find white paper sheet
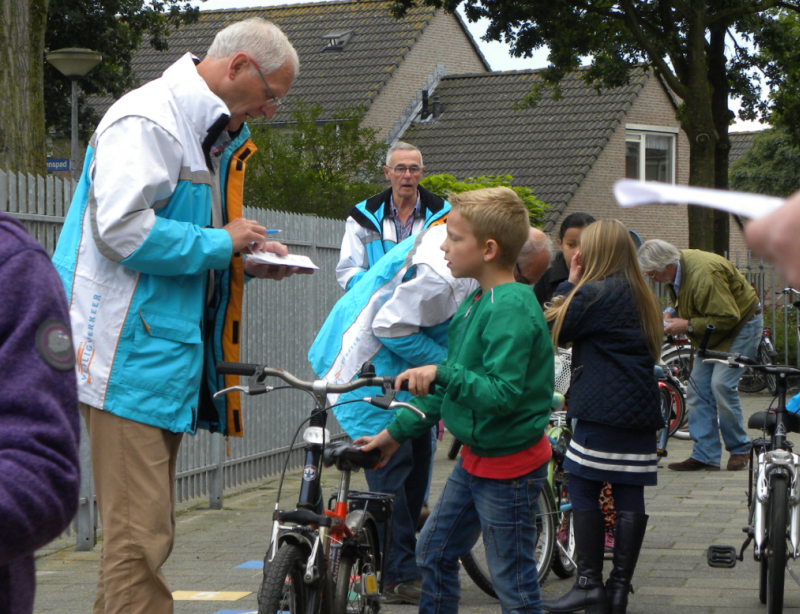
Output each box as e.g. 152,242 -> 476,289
246,250 -> 319,270
613,179 -> 785,220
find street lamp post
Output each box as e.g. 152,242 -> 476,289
46,48 -> 102,181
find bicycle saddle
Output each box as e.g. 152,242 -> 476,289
748,410 -> 800,435
323,441 -> 382,471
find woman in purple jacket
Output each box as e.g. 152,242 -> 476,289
0,211 -> 80,614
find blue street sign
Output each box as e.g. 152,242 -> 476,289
47,158 -> 70,172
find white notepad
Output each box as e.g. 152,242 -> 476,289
246,250 -> 319,270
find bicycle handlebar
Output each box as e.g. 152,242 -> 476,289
696,325 -> 800,373
215,361 -> 429,417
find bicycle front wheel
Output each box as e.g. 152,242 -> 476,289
333,513 -> 381,614
661,347 -> 693,391
461,488 -> 556,599
258,543 -> 313,614
766,473 -> 788,614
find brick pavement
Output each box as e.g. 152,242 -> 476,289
33,393 -> 800,613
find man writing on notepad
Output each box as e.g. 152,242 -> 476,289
52,19 -> 307,613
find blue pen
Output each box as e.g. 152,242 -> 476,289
266,229 -> 281,235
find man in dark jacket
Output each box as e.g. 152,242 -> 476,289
638,240 -> 760,472
335,142 -> 449,291
0,211 -> 81,614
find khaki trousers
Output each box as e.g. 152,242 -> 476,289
81,404 -> 183,614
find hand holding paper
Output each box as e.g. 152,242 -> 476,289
243,241 -> 316,279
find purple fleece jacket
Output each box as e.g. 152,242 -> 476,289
0,212 -> 80,614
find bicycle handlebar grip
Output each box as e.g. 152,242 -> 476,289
698,324 -> 715,356
216,361 -> 262,376
398,380 -> 437,394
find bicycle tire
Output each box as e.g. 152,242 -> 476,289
760,343 -> 778,396
661,347 -> 693,391
658,381 -> 685,437
333,513 -> 381,614
461,488 -> 556,599
258,543 -> 312,614
447,437 -> 462,460
551,506 -> 575,578
767,473 -> 788,614
738,339 -> 769,393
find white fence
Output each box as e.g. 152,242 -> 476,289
0,170 -> 347,550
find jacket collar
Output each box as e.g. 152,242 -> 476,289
162,53 -> 231,147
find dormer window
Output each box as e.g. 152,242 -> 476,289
322,31 -> 354,52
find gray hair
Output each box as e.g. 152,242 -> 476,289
206,18 -> 300,76
518,228 -> 551,263
386,142 -> 423,167
637,239 -> 681,272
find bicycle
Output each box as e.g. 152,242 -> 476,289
703,325 -> 800,614
214,360 -> 426,614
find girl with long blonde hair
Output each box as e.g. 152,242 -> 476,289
541,220 -> 663,614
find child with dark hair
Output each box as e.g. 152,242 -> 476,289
534,212 -> 595,307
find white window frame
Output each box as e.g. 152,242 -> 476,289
625,125 -> 677,184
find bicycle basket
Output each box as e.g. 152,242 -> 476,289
554,348 -> 572,395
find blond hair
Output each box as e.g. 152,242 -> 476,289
544,219 -> 663,362
448,187 -> 529,267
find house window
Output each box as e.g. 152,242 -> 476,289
625,131 -> 675,183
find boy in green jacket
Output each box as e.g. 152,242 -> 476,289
356,187 -> 554,614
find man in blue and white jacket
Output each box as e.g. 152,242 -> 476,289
335,142 -> 450,291
53,18 -> 300,614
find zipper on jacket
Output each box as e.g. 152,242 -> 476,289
139,311 -> 151,334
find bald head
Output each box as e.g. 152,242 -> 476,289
515,227 -> 551,285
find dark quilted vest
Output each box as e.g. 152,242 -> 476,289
557,276 -> 662,431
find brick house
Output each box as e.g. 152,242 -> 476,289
91,0 -> 489,141
399,68 -> 746,251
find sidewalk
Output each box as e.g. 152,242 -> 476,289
34,393 -> 800,613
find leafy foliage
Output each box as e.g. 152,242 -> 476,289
45,0 -> 201,139
420,173 -> 549,227
730,127 -> 800,197
244,103 -> 386,219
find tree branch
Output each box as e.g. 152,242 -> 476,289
706,0 -> 783,26
617,0 -> 687,97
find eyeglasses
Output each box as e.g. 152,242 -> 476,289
515,263 -> 533,286
644,271 -> 658,280
387,165 -> 424,176
248,56 -> 285,108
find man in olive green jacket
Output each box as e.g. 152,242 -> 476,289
638,241 -> 761,472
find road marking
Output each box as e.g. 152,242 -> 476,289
235,560 -> 263,569
172,591 -> 251,601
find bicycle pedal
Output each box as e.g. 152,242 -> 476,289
657,449 -> 667,458
707,545 -> 737,568
363,572 -> 379,595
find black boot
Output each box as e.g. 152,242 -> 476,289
542,510 -> 607,614
604,511 -> 648,614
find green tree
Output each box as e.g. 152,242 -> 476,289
730,127 -> 800,197
389,0 -> 800,255
244,103 -> 385,219
420,173 -> 549,227
44,0 -> 201,140
0,0 -> 50,174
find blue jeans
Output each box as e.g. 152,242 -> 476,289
688,313 -> 762,466
416,458 -> 547,614
365,431 -> 431,585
